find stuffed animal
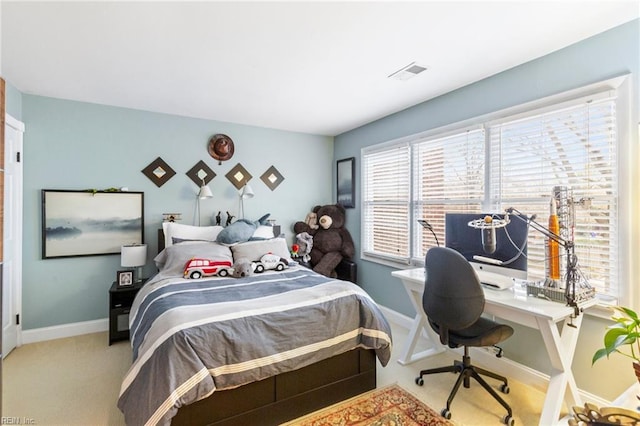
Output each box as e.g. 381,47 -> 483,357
231,257 -> 254,278
293,204 -> 354,277
217,213 -> 270,245
295,231 -> 313,263
304,212 -> 319,230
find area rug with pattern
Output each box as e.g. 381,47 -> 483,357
284,384 -> 454,425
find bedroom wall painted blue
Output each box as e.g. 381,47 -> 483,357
20,95 -> 333,330
334,19 -> 639,400
4,79 -> 22,120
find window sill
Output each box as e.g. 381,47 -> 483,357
360,253 -> 411,270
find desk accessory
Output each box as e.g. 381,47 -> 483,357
507,207 -> 594,316
417,219 -> 439,247
548,197 -> 561,280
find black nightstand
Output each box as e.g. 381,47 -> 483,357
108,279 -> 146,345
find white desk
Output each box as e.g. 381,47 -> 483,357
392,267 -> 597,426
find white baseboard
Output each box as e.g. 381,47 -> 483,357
15,305 -> 614,408
378,305 -> 414,330
21,318 -> 108,345
378,304 -> 612,407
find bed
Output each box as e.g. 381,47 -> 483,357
117,223 -> 393,426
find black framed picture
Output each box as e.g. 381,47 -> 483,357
117,270 -> 134,287
337,157 -> 355,208
42,190 -> 144,259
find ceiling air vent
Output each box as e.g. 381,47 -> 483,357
388,62 -> 427,81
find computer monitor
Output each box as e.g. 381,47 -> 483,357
445,213 -> 529,279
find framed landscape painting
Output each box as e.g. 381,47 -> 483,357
42,190 -> 144,259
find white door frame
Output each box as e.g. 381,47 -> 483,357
3,113 -> 24,356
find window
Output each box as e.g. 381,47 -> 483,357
362,78 -> 625,304
362,143 -> 411,263
412,128 -> 486,261
489,95 -> 618,299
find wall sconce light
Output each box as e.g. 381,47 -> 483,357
195,179 -> 213,225
121,244 -> 147,284
239,183 -> 254,219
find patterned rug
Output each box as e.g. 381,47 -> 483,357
285,384 -> 453,425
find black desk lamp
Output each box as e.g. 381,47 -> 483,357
418,219 -> 439,247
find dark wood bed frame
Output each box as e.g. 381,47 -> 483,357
172,348 -> 376,426
155,229 -> 376,425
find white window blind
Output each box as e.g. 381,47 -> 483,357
362,143 -> 411,263
489,97 -> 618,299
361,83 -> 622,303
412,128 -> 485,261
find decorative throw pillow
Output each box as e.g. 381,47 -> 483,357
155,241 -> 233,276
230,238 -> 292,262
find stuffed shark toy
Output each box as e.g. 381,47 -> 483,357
216,213 -> 271,245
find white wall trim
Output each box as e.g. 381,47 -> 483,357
6,113 -> 25,132
379,304 -> 613,407
21,318 -> 108,345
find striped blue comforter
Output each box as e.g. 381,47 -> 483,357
117,267 -> 392,426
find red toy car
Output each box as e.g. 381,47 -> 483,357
184,258 -> 232,279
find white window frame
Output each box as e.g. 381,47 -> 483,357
361,74 -> 635,309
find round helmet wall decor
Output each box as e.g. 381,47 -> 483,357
208,134 -> 235,164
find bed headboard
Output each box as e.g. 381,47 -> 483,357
158,229 -> 165,254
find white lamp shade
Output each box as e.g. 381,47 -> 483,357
121,244 -> 147,267
198,184 -> 213,199
241,184 -> 254,199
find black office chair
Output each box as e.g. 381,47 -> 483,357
415,247 -> 515,425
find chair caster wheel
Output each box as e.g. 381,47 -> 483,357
500,383 -> 510,394
503,414 -> 514,425
415,377 -> 424,386
440,408 -> 451,419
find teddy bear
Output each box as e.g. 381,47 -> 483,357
293,204 -> 354,277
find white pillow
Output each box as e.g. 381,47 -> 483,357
162,222 -> 224,248
251,225 -> 275,240
231,237 -> 292,262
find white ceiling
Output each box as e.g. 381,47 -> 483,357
2,1 -> 638,136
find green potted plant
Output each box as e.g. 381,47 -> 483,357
592,306 -> 640,383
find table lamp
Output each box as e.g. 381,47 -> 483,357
121,244 -> 147,284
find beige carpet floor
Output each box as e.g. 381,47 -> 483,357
2,321 -> 545,425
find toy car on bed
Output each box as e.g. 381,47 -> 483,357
183,258 -> 233,278
254,253 -> 288,273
